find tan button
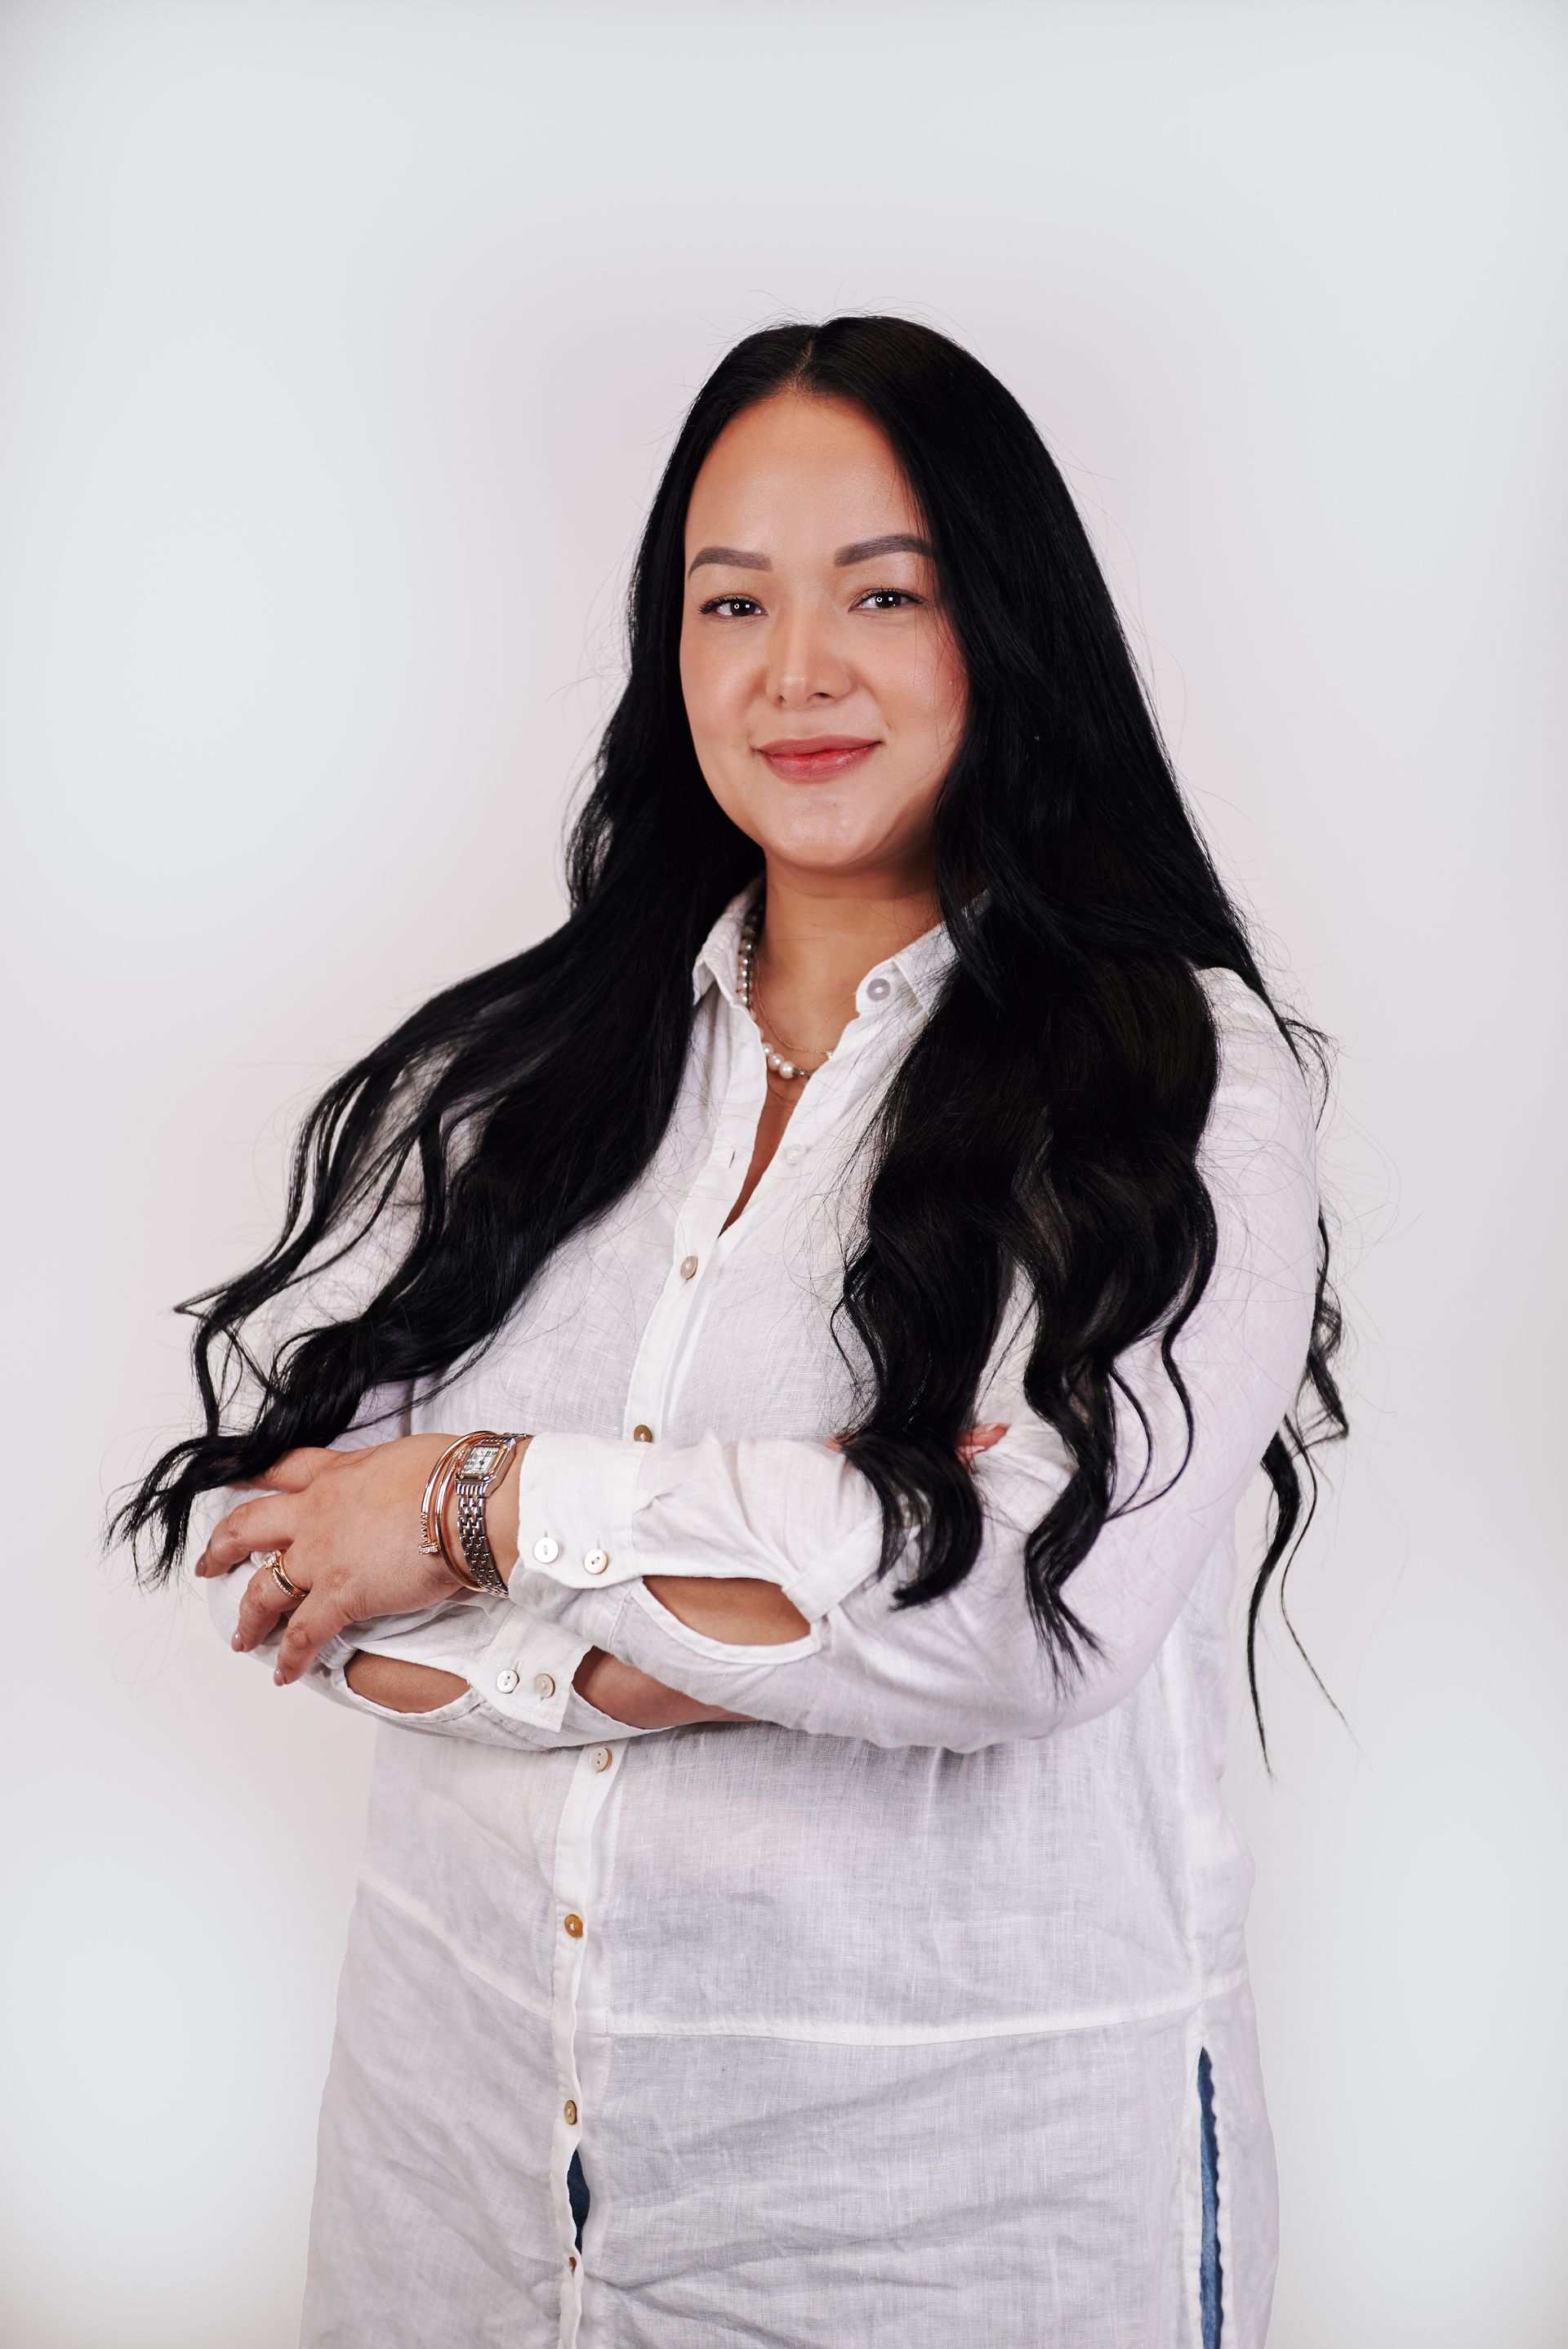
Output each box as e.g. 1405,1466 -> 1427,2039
495,1668 -> 520,1695
590,1746 -> 612,1772
563,1913 -> 584,1939
679,1254 -> 698,1280
631,1424 -> 654,1443
532,1536 -> 560,1564
583,1548 -> 610,1576
563,2098 -> 578,2125
533,1672 -> 556,1700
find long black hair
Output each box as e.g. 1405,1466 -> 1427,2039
116,315 -> 1345,1754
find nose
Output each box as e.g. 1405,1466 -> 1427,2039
765,598 -> 851,709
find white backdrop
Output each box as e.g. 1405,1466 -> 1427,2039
2,4 -> 1564,2342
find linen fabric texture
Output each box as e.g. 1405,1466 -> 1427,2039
205,888 -> 1316,2347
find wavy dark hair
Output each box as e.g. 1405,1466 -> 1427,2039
117,315 -> 1346,1754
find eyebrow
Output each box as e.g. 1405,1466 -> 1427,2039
687,531 -> 935,578
688,545 -> 770,576
834,533 -> 935,567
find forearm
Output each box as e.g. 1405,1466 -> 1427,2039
343,1653 -> 469,1712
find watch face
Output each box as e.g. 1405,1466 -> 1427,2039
461,1441 -> 502,1478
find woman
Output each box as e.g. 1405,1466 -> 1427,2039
122,316 -> 1343,2348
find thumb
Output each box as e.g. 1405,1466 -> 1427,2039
257,1447 -> 345,1493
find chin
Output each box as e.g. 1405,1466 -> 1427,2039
759,829 -> 893,877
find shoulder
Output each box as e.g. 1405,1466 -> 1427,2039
1192,965 -> 1320,1174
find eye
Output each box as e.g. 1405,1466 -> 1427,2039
700,595 -> 764,618
853,588 -> 923,612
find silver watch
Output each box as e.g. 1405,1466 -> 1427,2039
449,1432 -> 527,1594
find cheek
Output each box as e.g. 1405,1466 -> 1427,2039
929,632 -> 970,747
878,627 -> 969,764
678,627 -> 741,754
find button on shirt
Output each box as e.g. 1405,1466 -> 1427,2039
204,889 -> 1319,2349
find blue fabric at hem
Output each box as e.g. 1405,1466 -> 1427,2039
568,2149 -> 590,2251
1198,2046 -> 1223,2347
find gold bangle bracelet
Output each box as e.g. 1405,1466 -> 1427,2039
420,1435 -> 484,1590
431,1449 -> 484,1591
419,1436 -> 472,1556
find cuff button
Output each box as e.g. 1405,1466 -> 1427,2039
533,1672 -> 556,1700
532,1536 -> 561,1564
495,1668 -> 520,1694
583,1548 -> 610,1576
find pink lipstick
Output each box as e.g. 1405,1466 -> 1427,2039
755,735 -> 880,782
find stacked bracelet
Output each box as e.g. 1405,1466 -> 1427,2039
418,1431 -> 528,1594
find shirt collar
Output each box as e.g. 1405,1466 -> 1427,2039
690,884 -> 957,1018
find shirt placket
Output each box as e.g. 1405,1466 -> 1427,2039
617,1001 -> 770,1444
550,1000 -> 772,2342
550,1734 -> 620,2346
546,965 -> 914,2346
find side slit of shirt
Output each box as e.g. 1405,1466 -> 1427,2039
1198,2045 -> 1223,2347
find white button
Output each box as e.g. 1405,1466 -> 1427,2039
865,974 -> 892,1001
782,1143 -> 804,1164
590,1746 -> 613,1772
679,1254 -> 699,1280
533,1672 -> 556,1700
532,1536 -> 560,1563
583,1548 -> 610,1576
496,1668 -> 519,1694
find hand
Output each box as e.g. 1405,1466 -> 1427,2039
826,1421 -> 1009,1467
194,1433 -> 514,1686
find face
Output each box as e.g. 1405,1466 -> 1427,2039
679,392 -> 969,893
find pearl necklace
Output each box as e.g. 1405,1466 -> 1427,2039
737,907 -> 831,1083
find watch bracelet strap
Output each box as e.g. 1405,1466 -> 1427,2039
454,1430 -> 530,1595
455,1477 -> 509,1593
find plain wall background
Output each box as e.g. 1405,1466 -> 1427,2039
2,2 -> 1563,2342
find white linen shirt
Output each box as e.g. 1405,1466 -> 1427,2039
206,888 -> 1319,2349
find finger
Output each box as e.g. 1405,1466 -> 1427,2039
199,1495 -> 297,1577
274,1589 -> 354,1685
956,1422 -> 1009,1467
233,1558 -> 307,1652
257,1447 -> 345,1494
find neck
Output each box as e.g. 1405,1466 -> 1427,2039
751,861 -> 942,1054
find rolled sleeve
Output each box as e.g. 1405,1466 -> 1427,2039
510,1429 -> 884,1620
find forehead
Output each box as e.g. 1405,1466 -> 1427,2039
684,392 -> 920,554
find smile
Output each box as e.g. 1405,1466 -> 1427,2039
755,737 -> 880,782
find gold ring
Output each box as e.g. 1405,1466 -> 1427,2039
260,1550 -> 305,1601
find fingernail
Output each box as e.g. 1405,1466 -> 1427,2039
231,1634 -> 245,1651
274,1669 -> 285,1686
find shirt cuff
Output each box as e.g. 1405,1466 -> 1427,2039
336,1593 -> 595,1736
467,1607 -> 592,1731
510,1431 -> 645,1592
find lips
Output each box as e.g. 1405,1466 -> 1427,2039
755,736 -> 880,782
